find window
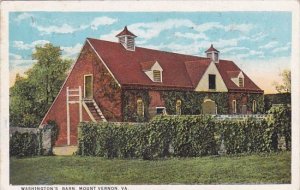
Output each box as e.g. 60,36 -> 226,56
176,100 -> 182,115
213,53 -> 219,62
156,107 -> 165,115
126,36 -> 135,50
239,77 -> 244,87
207,52 -> 212,59
252,100 -> 257,113
209,74 -> 216,90
153,70 -> 161,82
232,100 -> 237,114
137,98 -> 144,116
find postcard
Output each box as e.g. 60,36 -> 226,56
1,1 -> 299,190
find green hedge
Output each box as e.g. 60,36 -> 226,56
78,113 -> 291,159
10,131 -> 42,157
215,118 -> 275,154
77,122 -> 147,158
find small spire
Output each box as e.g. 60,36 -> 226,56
115,26 -> 137,37
205,44 -> 219,53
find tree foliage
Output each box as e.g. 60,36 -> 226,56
273,70 -> 291,93
10,43 -> 72,128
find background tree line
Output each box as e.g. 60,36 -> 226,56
10,43 -> 72,128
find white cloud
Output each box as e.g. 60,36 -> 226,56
90,17 -> 118,30
14,13 -> 33,22
13,40 -> 50,50
174,32 -> 208,40
272,42 -> 291,53
250,32 -> 268,41
61,43 -> 83,58
100,29 -> 119,42
224,24 -> 254,33
9,53 -> 22,60
221,46 -> 249,54
32,23 -> 82,35
32,16 -> 117,35
101,19 -> 255,44
259,41 -> 279,49
193,22 -> 224,32
229,50 -> 264,59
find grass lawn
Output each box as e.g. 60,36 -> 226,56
10,151 -> 291,185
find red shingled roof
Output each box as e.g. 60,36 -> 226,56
184,60 -> 211,87
87,38 -> 262,92
227,71 -> 241,78
115,26 -> 137,37
216,60 -> 262,92
140,61 -> 157,71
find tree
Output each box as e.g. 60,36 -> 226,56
273,70 -> 291,93
10,43 -> 72,128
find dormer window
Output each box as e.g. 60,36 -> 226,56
116,26 -> 137,51
141,61 -> 163,83
153,70 -> 162,82
228,71 -> 244,88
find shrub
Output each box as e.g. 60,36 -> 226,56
77,122 -> 147,158
10,131 -> 42,157
215,118 -> 275,154
146,115 -> 217,158
268,105 -> 291,150
77,114 -> 290,160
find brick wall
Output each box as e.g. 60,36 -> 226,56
228,93 -> 248,114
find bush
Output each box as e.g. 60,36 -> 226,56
146,115 -> 217,158
10,131 -> 42,157
215,118 -> 275,154
268,105 -> 291,150
77,114 -> 291,160
77,122 -> 147,158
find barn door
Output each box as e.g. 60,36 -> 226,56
202,98 -> 216,114
84,75 -> 93,99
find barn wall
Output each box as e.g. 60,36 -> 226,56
41,42 -> 122,146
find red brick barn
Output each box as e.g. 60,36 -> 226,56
41,26 -> 263,146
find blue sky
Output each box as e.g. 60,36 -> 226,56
9,12 -> 291,93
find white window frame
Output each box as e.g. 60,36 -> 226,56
232,100 -> 237,114
153,70 -> 162,82
83,74 -> 93,98
252,100 -> 257,113
137,98 -> 144,117
156,107 -> 166,115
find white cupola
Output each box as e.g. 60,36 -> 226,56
205,44 -> 220,63
115,26 -> 137,51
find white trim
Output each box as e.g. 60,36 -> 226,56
66,87 -> 70,145
137,98 -> 144,117
39,40 -> 87,126
252,100 -> 257,113
79,86 -> 82,122
156,107 -> 166,114
83,74 -> 93,98
87,39 -> 121,87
